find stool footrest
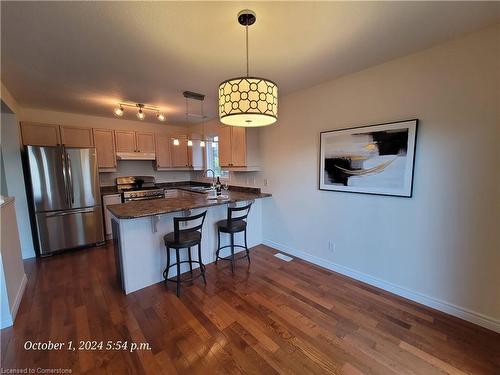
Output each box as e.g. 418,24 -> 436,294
217,244 -> 247,251
164,260 -> 203,270
216,253 -> 250,262
165,269 -> 205,284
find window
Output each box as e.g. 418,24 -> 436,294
205,136 -> 229,178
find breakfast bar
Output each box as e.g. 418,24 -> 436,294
107,187 -> 271,294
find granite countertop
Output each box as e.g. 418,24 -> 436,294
107,189 -> 271,219
100,181 -> 209,196
100,186 -> 119,195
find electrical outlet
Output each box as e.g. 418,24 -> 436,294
264,179 -> 268,186
328,241 -> 336,253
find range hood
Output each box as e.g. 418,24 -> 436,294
116,152 -> 156,160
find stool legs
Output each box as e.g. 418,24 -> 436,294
216,229 -> 251,272
163,246 -> 171,281
215,230 -> 221,264
230,233 -> 235,274
175,248 -> 181,297
244,228 -> 250,264
198,243 -> 207,285
188,247 -> 193,275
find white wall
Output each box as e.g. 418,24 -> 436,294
0,257 -> 12,328
1,111 -> 35,258
260,25 -> 500,330
18,108 -> 192,185
0,198 -> 27,328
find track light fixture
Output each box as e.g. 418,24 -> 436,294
113,105 -> 124,117
136,104 -> 145,120
113,102 -> 166,122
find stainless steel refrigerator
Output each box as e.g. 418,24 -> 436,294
26,145 -> 104,256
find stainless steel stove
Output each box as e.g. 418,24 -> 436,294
116,176 -> 165,202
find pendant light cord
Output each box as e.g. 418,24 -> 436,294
246,24 -> 249,77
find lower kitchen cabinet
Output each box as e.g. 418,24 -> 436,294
102,194 -> 122,239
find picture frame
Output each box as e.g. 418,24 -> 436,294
319,119 -> 418,197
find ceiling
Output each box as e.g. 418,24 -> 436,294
2,2 -> 499,125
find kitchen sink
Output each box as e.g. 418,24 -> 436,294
189,186 -> 213,192
164,189 -> 203,198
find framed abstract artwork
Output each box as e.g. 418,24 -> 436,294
319,119 -> 418,197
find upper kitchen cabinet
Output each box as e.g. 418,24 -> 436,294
114,131 -> 136,152
155,135 -> 204,170
218,126 -> 260,170
171,138 -> 189,168
60,126 -> 94,147
136,132 -> 155,153
114,130 -> 156,157
155,134 -> 172,169
93,129 -> 116,170
20,122 -> 60,146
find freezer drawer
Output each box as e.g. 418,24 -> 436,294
35,206 -> 104,255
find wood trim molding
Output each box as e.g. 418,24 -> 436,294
262,239 -> 500,334
11,274 -> 27,322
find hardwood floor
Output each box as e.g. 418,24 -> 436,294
1,243 -> 499,374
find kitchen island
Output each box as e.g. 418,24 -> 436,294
107,187 -> 271,294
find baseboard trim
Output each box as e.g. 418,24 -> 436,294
11,274 -> 27,322
1,316 -> 13,329
262,239 -> 500,334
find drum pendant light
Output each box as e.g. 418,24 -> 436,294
218,10 -> 278,127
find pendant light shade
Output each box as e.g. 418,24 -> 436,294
218,10 -> 278,127
219,77 -> 278,127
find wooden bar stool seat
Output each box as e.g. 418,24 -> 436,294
164,231 -> 201,248
216,219 -> 247,233
163,211 -> 207,297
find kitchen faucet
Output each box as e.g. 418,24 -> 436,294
203,169 -> 216,187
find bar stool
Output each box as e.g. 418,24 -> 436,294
215,202 -> 253,273
163,211 -> 207,297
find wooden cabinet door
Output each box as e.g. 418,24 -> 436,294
20,122 -> 60,146
231,127 -> 247,167
60,126 -> 94,147
171,139 -> 189,167
136,132 -> 155,153
155,134 -> 172,168
102,194 -> 122,239
114,131 -> 136,152
93,129 -> 116,169
218,126 -> 232,167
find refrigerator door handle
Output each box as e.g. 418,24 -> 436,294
61,146 -> 70,206
45,207 -> 96,218
66,151 -> 74,204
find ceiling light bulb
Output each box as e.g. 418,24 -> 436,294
157,113 -> 165,121
200,141 -> 205,147
187,140 -> 193,147
114,106 -> 124,117
173,139 -> 180,146
137,109 -> 145,120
